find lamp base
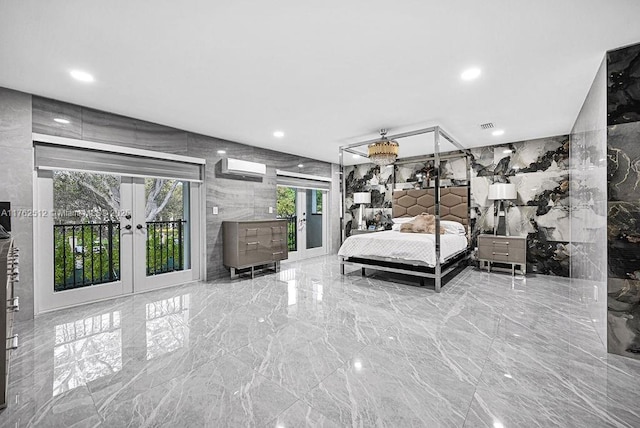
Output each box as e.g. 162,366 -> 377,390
493,200 -> 510,236
358,204 -> 366,230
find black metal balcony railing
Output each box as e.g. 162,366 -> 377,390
146,220 -> 187,276
53,223 -> 121,291
286,216 -> 297,252
53,220 -> 187,291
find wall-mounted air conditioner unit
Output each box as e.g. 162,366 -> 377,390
221,158 -> 266,177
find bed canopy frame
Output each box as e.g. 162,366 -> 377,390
338,126 -> 471,292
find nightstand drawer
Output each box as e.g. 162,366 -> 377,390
478,236 -> 526,250
488,248 -> 526,263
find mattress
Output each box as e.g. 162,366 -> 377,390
338,230 -> 468,267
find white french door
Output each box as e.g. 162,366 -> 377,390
132,177 -> 199,292
279,187 -> 328,261
34,172 -> 202,313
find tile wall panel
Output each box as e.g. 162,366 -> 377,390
0,88 -> 34,321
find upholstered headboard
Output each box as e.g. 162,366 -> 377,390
392,187 -> 469,226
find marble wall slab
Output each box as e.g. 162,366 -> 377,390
607,43 -> 640,126
0,88 -> 34,321
344,135 -> 571,276
605,41 -> 640,361
607,121 -> 640,359
33,97 -> 190,154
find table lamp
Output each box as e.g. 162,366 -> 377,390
353,192 -> 371,230
488,183 -> 517,235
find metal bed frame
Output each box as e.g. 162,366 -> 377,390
339,126 -> 471,292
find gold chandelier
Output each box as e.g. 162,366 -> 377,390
368,129 -> 399,166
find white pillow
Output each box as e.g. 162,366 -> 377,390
440,220 -> 466,235
392,216 -> 415,224
391,223 -> 402,231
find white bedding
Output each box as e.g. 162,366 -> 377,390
338,230 -> 468,267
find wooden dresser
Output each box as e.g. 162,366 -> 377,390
1,239 -> 19,410
223,220 -> 288,278
477,234 -> 526,275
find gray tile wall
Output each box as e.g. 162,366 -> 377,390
187,134 -> 338,279
569,56 -> 607,348
0,88 -> 34,321
1,91 -> 340,319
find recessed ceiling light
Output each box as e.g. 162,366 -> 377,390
273,131 -> 285,138
461,67 -> 481,81
69,69 -> 95,83
502,149 -> 513,154
297,164 -> 304,168
493,130 -> 505,136
217,150 -> 226,155
53,118 -> 70,124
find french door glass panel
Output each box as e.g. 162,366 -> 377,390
306,189 -> 323,251
52,171 -> 124,291
133,177 -> 196,292
143,178 -> 190,276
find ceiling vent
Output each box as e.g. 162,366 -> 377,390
480,123 -> 494,129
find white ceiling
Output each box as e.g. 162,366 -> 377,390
2,1 -> 640,164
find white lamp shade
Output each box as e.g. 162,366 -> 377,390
353,192 -> 371,204
488,183 -> 517,200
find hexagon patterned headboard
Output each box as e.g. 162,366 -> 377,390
392,187 -> 469,226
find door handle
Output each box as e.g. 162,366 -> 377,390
136,224 -> 144,230
125,224 -> 132,230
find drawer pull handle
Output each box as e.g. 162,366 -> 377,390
7,334 -> 18,350
246,242 -> 259,246
272,251 -> 284,256
492,241 -> 509,245
7,297 -> 19,312
492,252 -> 509,256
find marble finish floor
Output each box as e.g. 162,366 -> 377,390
2,256 -> 640,427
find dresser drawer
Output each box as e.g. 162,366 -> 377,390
239,226 -> 272,239
237,248 -> 268,267
271,249 -> 287,261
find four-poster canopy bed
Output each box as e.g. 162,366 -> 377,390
338,126 -> 472,292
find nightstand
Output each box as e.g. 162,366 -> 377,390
477,234 -> 526,275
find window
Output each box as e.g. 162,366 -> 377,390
311,189 -> 323,214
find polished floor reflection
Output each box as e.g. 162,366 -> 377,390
4,256 -> 640,427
